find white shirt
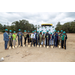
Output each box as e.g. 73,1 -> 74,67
31,34 -> 35,39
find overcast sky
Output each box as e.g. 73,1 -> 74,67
0,12 -> 75,27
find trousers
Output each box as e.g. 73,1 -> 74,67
5,41 -> 8,49
46,39 -> 49,46
61,40 -> 64,48
9,39 -> 12,47
13,40 -> 16,47
18,38 -> 22,46
24,38 -> 26,45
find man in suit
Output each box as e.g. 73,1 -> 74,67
3,29 -> 9,50
54,30 -> 58,47
17,29 -> 23,46
45,30 -> 50,47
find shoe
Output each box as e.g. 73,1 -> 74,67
5,48 -> 8,50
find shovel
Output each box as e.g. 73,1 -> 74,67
9,46 -> 11,49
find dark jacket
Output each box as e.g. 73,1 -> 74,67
45,33 -> 50,40
36,33 -> 40,40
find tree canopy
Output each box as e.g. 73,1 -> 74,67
0,19 -> 75,33
0,19 -> 37,33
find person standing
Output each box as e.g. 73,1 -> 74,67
23,30 -> 27,46
54,30 -> 58,47
64,31 -> 67,49
17,29 -> 23,47
45,30 -> 50,47
39,31 -> 42,46
3,29 -> 9,50
42,32 -> 45,46
31,31 -> 35,46
50,33 -> 53,46
36,31 -> 39,46
61,31 -> 66,49
27,31 -> 30,45
60,30 -> 63,47
33,30 -> 36,46
57,31 -> 60,46
8,30 -> 13,48
12,31 -> 17,47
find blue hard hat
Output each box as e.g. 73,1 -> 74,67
51,33 -> 52,34
63,31 -> 65,33
55,30 -> 56,32
34,30 -> 36,31
13,31 -> 16,33
5,29 -> 8,31
58,31 -> 59,32
9,30 -> 12,32
61,30 -> 63,32
28,31 -> 29,32
40,31 -> 42,32
19,29 -> 21,31
24,30 -> 26,32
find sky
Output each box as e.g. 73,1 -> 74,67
0,12 -> 75,28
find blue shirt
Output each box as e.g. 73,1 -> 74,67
17,32 -> 23,39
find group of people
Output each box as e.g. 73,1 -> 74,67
3,29 -> 67,50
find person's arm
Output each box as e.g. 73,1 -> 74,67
66,35 -> 67,40
12,34 -> 13,38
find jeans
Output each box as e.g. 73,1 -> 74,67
18,38 -> 22,46
5,41 -> 8,49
